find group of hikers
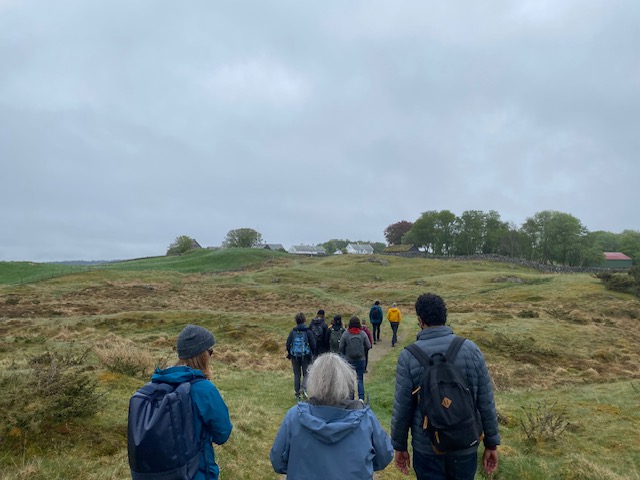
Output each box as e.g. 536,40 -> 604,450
128,293 -> 500,480
284,301 -> 403,402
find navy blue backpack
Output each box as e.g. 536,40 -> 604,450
128,378 -> 205,480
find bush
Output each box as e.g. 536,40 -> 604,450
94,336 -> 155,378
520,400 -> 570,442
0,350 -> 104,445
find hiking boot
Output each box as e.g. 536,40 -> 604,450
295,394 -> 301,402
303,390 -> 309,398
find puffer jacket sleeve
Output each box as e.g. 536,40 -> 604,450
270,408 -> 294,474
463,341 -> 500,447
390,349 -> 416,451
368,410 -> 394,471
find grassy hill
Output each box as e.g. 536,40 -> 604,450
0,251 -> 639,479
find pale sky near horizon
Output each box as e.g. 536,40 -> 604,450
1,0 -> 638,262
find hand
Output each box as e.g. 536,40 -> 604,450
394,450 -> 411,475
483,447 -> 498,475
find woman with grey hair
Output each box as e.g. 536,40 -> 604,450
270,353 -> 393,479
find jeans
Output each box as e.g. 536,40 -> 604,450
413,450 -> 478,480
291,356 -> 311,395
348,359 -> 366,400
371,323 -> 381,341
390,322 -> 399,346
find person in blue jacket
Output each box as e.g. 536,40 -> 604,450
152,324 -> 233,480
270,353 -> 393,480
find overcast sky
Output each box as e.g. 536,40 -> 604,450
1,0 -> 638,262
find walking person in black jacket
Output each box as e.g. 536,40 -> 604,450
286,312 -> 317,401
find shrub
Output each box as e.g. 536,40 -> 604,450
94,336 -> 154,378
0,350 -> 104,445
520,400 -> 570,442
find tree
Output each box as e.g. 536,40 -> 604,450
619,230 -> 640,263
166,235 -> 196,256
321,239 -> 350,255
405,211 -> 439,252
223,228 -> 263,248
522,211 -> 587,265
384,221 -> 413,246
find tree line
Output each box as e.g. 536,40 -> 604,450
385,210 -> 640,267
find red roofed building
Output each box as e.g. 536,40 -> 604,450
603,252 -> 633,268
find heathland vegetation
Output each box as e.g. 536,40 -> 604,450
1,250 -> 639,479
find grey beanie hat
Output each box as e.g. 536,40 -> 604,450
177,324 -> 215,359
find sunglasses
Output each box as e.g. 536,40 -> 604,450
207,348 -> 214,356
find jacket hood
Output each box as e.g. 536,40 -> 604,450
311,317 -> 326,325
293,324 -> 309,331
151,365 -> 206,385
295,402 -> 368,445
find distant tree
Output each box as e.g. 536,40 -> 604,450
405,211 -> 439,252
321,239 -> 350,255
483,210 -> 509,254
454,210 -> 484,255
370,241 -> 387,253
619,230 -> 640,263
223,228 -> 263,248
522,211 -> 587,265
384,221 -> 413,245
167,235 -> 196,256
434,210 -> 457,255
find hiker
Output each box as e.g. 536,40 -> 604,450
339,316 -> 371,400
360,317 -> 374,373
309,309 -> 330,358
286,312 -> 317,401
129,324 -> 233,480
390,293 -> 500,480
329,314 -> 346,353
369,300 -> 384,344
386,302 -> 402,347
270,353 -> 393,479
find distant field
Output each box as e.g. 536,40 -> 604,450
0,248 -> 288,284
1,250 -> 639,479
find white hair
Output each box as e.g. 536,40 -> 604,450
306,353 -> 356,406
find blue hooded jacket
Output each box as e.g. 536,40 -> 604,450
270,401 -> 393,480
151,366 -> 232,480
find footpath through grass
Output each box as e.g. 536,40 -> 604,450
1,252 -> 639,479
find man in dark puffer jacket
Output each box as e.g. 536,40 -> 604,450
390,293 -> 500,480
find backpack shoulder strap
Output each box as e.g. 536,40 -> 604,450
444,335 -> 466,363
405,343 -> 431,368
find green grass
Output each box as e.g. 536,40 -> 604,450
1,252 -> 639,479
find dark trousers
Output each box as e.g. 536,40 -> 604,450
413,450 -> 478,480
390,322 -> 399,346
371,323 -> 381,341
291,356 -> 311,395
348,359 -> 366,400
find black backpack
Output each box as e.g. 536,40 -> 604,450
128,378 -> 205,479
310,321 -> 325,345
405,336 -> 483,453
329,327 -> 345,353
345,333 -> 365,360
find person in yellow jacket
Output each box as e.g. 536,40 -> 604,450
387,302 -> 402,347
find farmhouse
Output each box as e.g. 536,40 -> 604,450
603,252 -> 633,268
288,245 -> 327,256
345,243 -> 374,254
